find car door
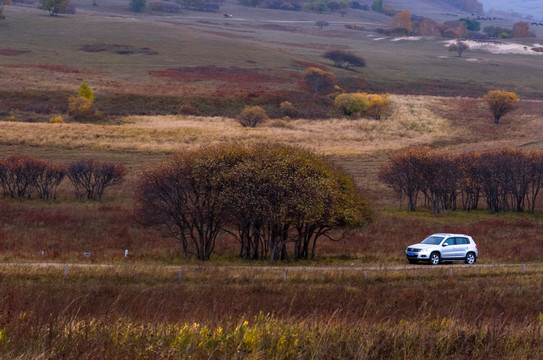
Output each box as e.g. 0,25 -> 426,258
455,237 -> 470,258
441,237 -> 457,260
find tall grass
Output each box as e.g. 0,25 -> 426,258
1,264 -> 543,358
0,95 -> 454,155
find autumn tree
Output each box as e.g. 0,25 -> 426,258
67,159 -> 126,201
366,93 -> 389,120
136,146 -> 245,260
30,159 -> 66,200
512,21 -> 530,38
68,82 -> 98,121
136,143 -> 372,262
393,10 -> 412,34
301,67 -> 336,95
482,89 -> 519,124
413,18 -> 442,36
237,105 -> 268,127
219,143 -> 371,262
323,50 -> 365,69
38,0 -> 69,15
0,155 -> 66,200
378,147 -> 431,211
449,40 -> 469,57
0,155 -> 36,198
380,147 -> 543,214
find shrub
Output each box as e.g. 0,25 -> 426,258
68,83 -> 99,121
49,116 -> 64,123
334,93 -> 369,116
238,106 -> 268,127
5,116 -> 17,122
279,101 -> 298,118
68,96 -> 93,120
335,92 -> 390,118
179,104 -> 197,115
323,50 -> 365,69
344,23 -> 364,30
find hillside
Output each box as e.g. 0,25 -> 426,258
480,0 -> 543,20
2,0 -> 542,120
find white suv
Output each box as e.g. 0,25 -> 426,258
405,233 -> 478,265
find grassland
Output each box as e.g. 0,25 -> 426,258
2,263 -> 543,358
2,0 -> 543,357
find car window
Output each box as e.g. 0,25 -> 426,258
457,237 -> 468,245
443,238 -> 455,245
422,236 -> 444,245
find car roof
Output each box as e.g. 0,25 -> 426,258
432,233 -> 471,237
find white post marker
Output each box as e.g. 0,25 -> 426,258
523,264 -> 526,274
364,271 -> 368,279
282,270 -> 287,282
41,251 -> 44,257
125,249 -> 129,258
178,269 -> 182,281
64,266 -> 69,276
449,268 -> 453,277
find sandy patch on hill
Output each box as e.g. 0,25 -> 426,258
445,40 -> 543,55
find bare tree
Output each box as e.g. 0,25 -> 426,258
449,40 -> 470,57
67,160 -> 126,201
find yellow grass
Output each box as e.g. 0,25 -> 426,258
0,95 -> 455,156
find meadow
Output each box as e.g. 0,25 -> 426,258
2,263 -> 543,358
2,0 -> 543,357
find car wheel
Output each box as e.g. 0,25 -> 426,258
408,259 -> 418,264
429,252 -> 440,265
465,252 -> 476,265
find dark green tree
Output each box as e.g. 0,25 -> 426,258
130,0 -> 146,12
371,0 -> 382,12
38,0 -> 69,15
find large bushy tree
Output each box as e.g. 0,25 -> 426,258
136,143 -> 372,262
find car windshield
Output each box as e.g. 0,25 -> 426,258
421,236 -> 444,245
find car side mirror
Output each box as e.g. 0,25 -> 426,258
442,243 -> 448,247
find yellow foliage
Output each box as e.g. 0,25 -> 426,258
393,10 -> 413,34
68,96 -> 94,119
482,89 -> 519,123
335,92 -> 390,119
49,116 -> 64,123
334,93 -> 369,116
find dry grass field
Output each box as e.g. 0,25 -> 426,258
2,0 -> 543,357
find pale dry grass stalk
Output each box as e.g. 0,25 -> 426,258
0,95 -> 456,156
